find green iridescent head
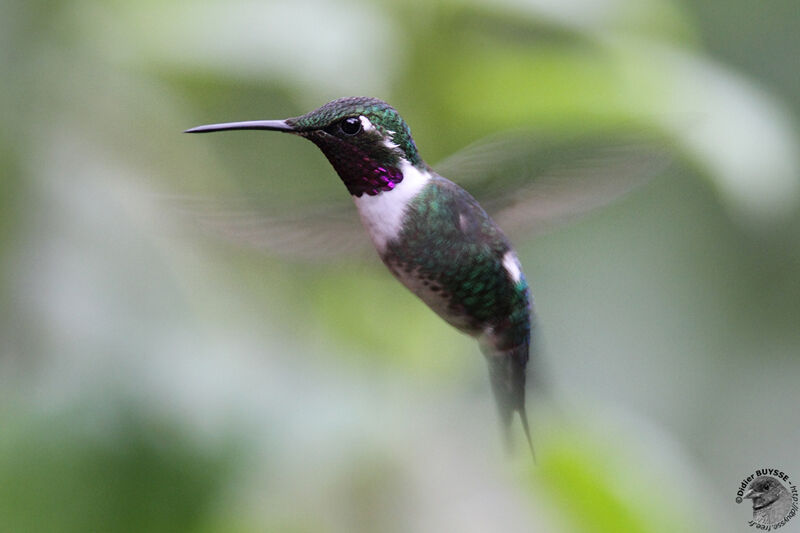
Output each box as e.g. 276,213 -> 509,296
186,97 -> 424,197
288,97 -> 421,166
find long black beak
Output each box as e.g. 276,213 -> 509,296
184,119 -> 295,134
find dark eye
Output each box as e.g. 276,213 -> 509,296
339,117 -> 362,135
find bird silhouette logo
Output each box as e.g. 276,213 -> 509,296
736,470 -> 798,529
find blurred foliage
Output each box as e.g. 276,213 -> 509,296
0,404 -> 237,533
1,0 -> 799,532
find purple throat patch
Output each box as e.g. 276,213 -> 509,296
355,165 -> 403,196
318,137 -> 405,197
334,154 -> 404,197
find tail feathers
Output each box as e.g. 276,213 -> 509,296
485,342 -> 535,460
518,403 -> 535,461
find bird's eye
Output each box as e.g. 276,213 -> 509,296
340,117 -> 362,135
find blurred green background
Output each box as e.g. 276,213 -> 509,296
2,0 -> 799,532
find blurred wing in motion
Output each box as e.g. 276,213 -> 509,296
164,195 -> 375,262
168,129 -> 672,261
435,129 -> 673,240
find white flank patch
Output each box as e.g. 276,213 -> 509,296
502,251 -> 522,284
458,213 -> 468,232
353,160 -> 431,252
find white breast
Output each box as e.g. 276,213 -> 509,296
353,160 -> 431,252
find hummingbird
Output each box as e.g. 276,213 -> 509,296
187,96 -> 534,452
185,96 -> 666,454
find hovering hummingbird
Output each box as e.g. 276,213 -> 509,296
185,96 -> 665,454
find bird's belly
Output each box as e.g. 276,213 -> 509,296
385,259 -> 480,334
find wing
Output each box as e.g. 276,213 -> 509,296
434,128 -> 673,240
163,194 -> 376,262
167,128 -> 672,261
